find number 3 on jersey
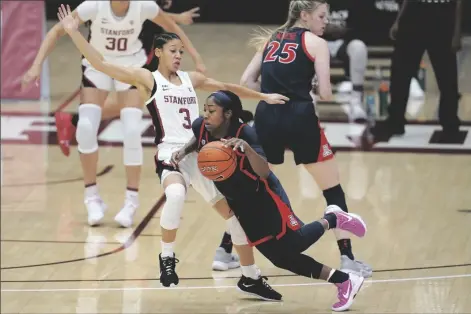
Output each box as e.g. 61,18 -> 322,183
179,108 -> 192,129
263,41 -> 298,64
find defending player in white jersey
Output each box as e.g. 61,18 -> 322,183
50,1 -> 201,158
57,3 -> 289,299
22,1 -> 205,228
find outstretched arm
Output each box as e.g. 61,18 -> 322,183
167,7 -> 200,25
240,51 -> 263,92
151,9 -> 205,72
189,72 -> 289,104
57,5 -> 154,93
22,3 -> 90,88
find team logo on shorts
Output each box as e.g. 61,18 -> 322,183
288,214 -> 298,227
322,144 -> 332,157
201,139 -> 206,145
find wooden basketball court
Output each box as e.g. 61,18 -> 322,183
1,23 -> 471,313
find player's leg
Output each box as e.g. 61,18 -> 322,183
214,200 -> 282,301
210,198 -> 240,271
57,92 -> 125,157
156,155 -> 189,287
184,156 -> 282,301
257,211 -> 366,311
253,102 -> 286,165
425,11 -> 460,138
113,88 -> 144,227
290,106 -> 372,277
339,39 -> 368,121
76,66 -> 112,226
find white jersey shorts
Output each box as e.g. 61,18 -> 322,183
154,144 -> 224,206
81,48 -> 148,92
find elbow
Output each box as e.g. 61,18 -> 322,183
319,92 -> 332,101
240,75 -> 249,87
256,160 -> 271,179
319,87 -> 333,101
93,60 -> 107,73
259,169 -> 270,179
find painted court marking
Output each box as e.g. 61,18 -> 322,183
2,273 -> 470,293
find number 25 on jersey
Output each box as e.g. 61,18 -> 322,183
263,41 -> 298,64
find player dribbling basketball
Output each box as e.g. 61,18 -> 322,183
175,90 -> 366,312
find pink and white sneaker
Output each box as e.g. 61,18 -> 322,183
326,205 -> 367,238
332,273 -> 364,312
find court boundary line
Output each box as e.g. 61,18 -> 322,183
2,273 -> 470,293
2,262 -> 470,283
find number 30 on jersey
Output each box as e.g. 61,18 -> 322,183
263,41 -> 298,64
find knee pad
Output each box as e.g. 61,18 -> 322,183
76,104 -> 102,154
347,40 -> 368,68
160,183 -> 186,230
227,216 -> 248,245
121,107 -> 143,166
347,40 -> 367,57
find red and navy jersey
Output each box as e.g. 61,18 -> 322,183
260,27 -> 315,103
192,117 -> 302,246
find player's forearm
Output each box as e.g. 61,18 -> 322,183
183,136 -> 198,155
32,25 -> 65,68
223,83 -> 267,102
166,13 -> 183,24
67,29 -> 105,69
244,146 -> 270,179
240,78 -> 261,92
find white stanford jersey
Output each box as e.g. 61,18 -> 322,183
145,71 -> 199,146
77,1 -> 159,58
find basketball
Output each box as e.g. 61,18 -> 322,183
197,141 -> 237,182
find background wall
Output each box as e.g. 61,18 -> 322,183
44,0 -> 471,46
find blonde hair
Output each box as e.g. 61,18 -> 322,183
249,0 -> 327,51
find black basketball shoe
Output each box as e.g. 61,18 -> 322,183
237,275 -> 282,301
159,253 -> 179,287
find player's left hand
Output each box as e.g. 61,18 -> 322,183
263,93 -> 289,105
178,7 -> 200,25
57,4 -> 79,33
221,138 -> 248,153
170,148 -> 186,168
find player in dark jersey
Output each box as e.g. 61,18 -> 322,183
172,90 -> 366,312
240,0 -> 372,278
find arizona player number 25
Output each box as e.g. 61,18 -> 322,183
263,41 -> 298,64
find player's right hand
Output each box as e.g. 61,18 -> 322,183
21,65 -> 41,90
57,4 -> 79,33
178,7 -> 200,25
170,149 -> 185,168
263,93 -> 289,105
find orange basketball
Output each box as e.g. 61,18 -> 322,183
197,141 -> 237,182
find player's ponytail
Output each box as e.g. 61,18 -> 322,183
149,32 -> 181,70
249,0 -> 327,52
